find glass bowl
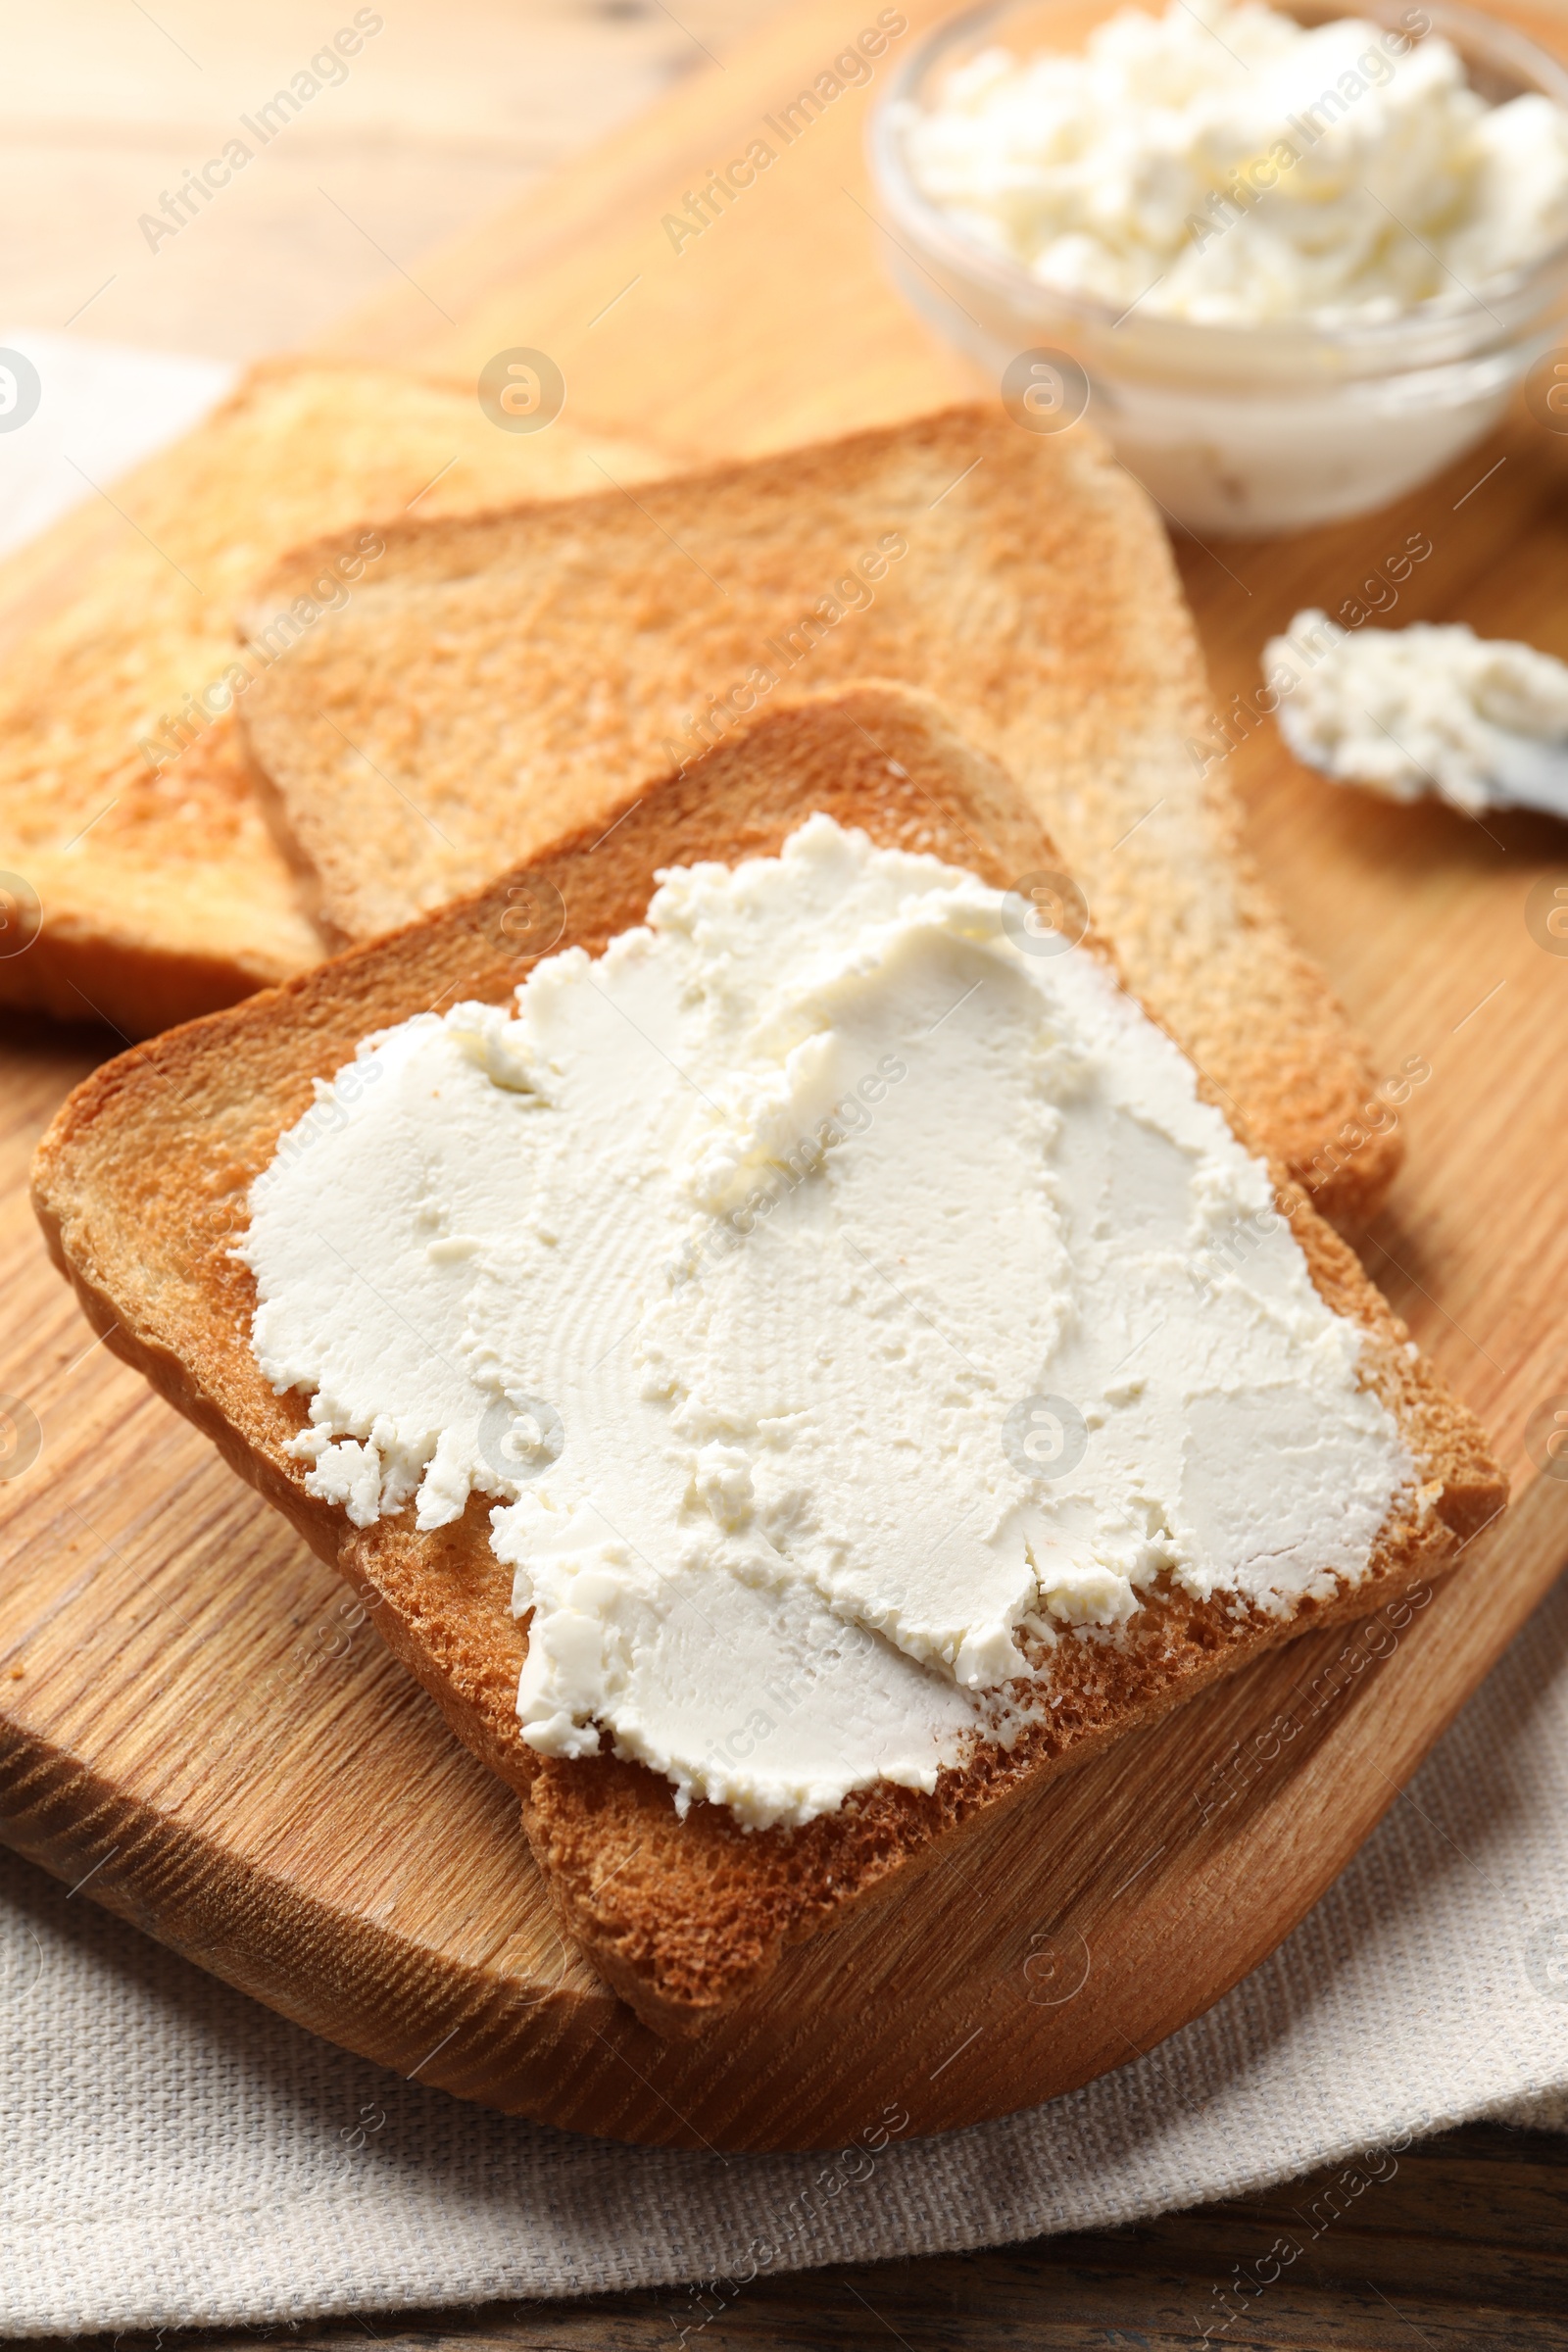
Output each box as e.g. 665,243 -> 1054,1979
868,0 -> 1568,534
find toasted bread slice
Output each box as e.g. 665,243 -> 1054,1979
0,358 -> 665,1040
33,689 -> 1504,2034
240,405 -> 1397,1225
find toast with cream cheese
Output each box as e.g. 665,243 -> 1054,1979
31,689 -> 1505,2034
239,405 -> 1399,1224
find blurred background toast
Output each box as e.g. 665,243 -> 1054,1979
0,358 -> 664,1036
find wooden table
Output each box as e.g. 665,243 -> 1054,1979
7,0 -> 1568,2337
0,0 -> 788,362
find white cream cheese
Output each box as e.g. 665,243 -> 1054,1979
899,0 -> 1568,322
241,817 -> 1413,1829
1266,608 -> 1568,812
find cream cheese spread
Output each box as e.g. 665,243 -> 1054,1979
1267,609 -> 1568,812
899,0 -> 1568,322
241,817 -> 1413,1829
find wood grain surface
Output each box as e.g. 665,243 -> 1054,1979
0,0 -> 788,363
2,0 -> 1567,2188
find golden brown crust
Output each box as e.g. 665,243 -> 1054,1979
31,689 -> 1505,2034
240,403 -> 1399,1225
525,1154 -> 1501,2036
0,357 -> 665,1037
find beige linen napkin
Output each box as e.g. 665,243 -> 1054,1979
0,1561 -> 1564,2335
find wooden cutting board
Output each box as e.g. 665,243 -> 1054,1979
3,0 -> 1568,2156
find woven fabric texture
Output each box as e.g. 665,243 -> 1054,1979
1,1563 -> 1564,2334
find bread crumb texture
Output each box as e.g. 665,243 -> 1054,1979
243,405 -> 1399,1222
31,689 -> 1505,2034
0,359 -> 663,1034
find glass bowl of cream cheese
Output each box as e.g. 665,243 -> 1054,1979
869,0 -> 1568,532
